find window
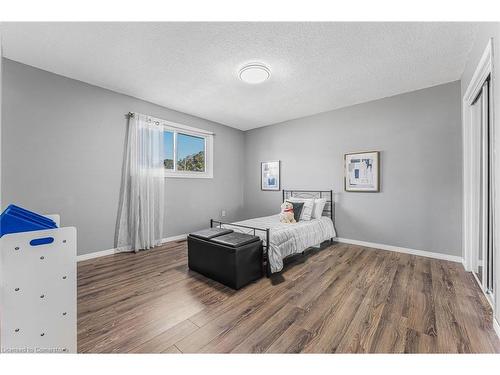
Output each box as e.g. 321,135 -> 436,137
177,133 -> 206,172
162,123 -> 213,178
163,131 -> 174,170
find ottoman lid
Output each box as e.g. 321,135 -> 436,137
211,232 -> 260,248
189,227 -> 233,240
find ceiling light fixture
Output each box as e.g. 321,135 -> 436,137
239,63 -> 271,84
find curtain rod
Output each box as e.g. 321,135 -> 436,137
126,112 -> 215,136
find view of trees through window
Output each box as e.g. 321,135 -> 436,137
163,131 -> 174,169
163,131 -> 205,172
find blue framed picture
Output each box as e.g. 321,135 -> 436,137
261,160 -> 280,191
345,151 -> 380,192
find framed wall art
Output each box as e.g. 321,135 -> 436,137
261,160 -> 281,191
344,151 -> 380,192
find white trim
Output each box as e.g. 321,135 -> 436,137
160,233 -> 188,243
462,38 -> 498,319
494,318 -> 500,340
471,270 -> 495,310
78,235 -> 463,265
335,237 -> 463,263
462,38 -> 494,272
463,39 -> 493,105
77,248 -> 117,262
76,234 -> 187,262
164,173 -> 213,179
163,126 -> 214,179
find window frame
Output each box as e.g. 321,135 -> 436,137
162,121 -> 214,179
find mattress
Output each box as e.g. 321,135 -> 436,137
222,214 -> 336,273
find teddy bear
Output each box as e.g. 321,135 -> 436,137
280,201 -> 296,224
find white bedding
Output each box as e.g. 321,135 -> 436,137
222,215 -> 336,273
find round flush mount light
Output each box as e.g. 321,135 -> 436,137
239,63 -> 271,84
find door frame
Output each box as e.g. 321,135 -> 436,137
462,38 -> 496,308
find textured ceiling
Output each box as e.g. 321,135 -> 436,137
1,22 -> 477,130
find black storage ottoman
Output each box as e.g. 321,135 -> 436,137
188,228 -> 263,290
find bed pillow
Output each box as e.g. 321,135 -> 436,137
286,201 -> 304,222
286,197 -> 314,221
311,198 -> 327,219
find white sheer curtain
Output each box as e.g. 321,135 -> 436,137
116,113 -> 165,252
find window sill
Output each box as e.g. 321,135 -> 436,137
164,172 -> 213,179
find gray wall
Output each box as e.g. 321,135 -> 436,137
244,81 -> 462,256
1,59 -> 245,256
0,34 -> 3,209
1,59 -> 464,258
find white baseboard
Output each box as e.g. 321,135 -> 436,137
77,248 -> 117,262
161,233 -> 187,243
77,233 -> 187,262
78,234 -> 461,264
494,318 -> 500,340
335,237 -> 463,263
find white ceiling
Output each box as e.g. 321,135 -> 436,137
1,22 -> 477,130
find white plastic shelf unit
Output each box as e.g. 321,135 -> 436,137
0,214 -> 77,353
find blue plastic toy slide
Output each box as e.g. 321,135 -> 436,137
0,204 -> 58,237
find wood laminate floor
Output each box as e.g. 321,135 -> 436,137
77,241 -> 500,353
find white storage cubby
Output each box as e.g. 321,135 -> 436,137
0,214 -> 77,353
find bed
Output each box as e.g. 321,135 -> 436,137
210,190 -> 336,275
